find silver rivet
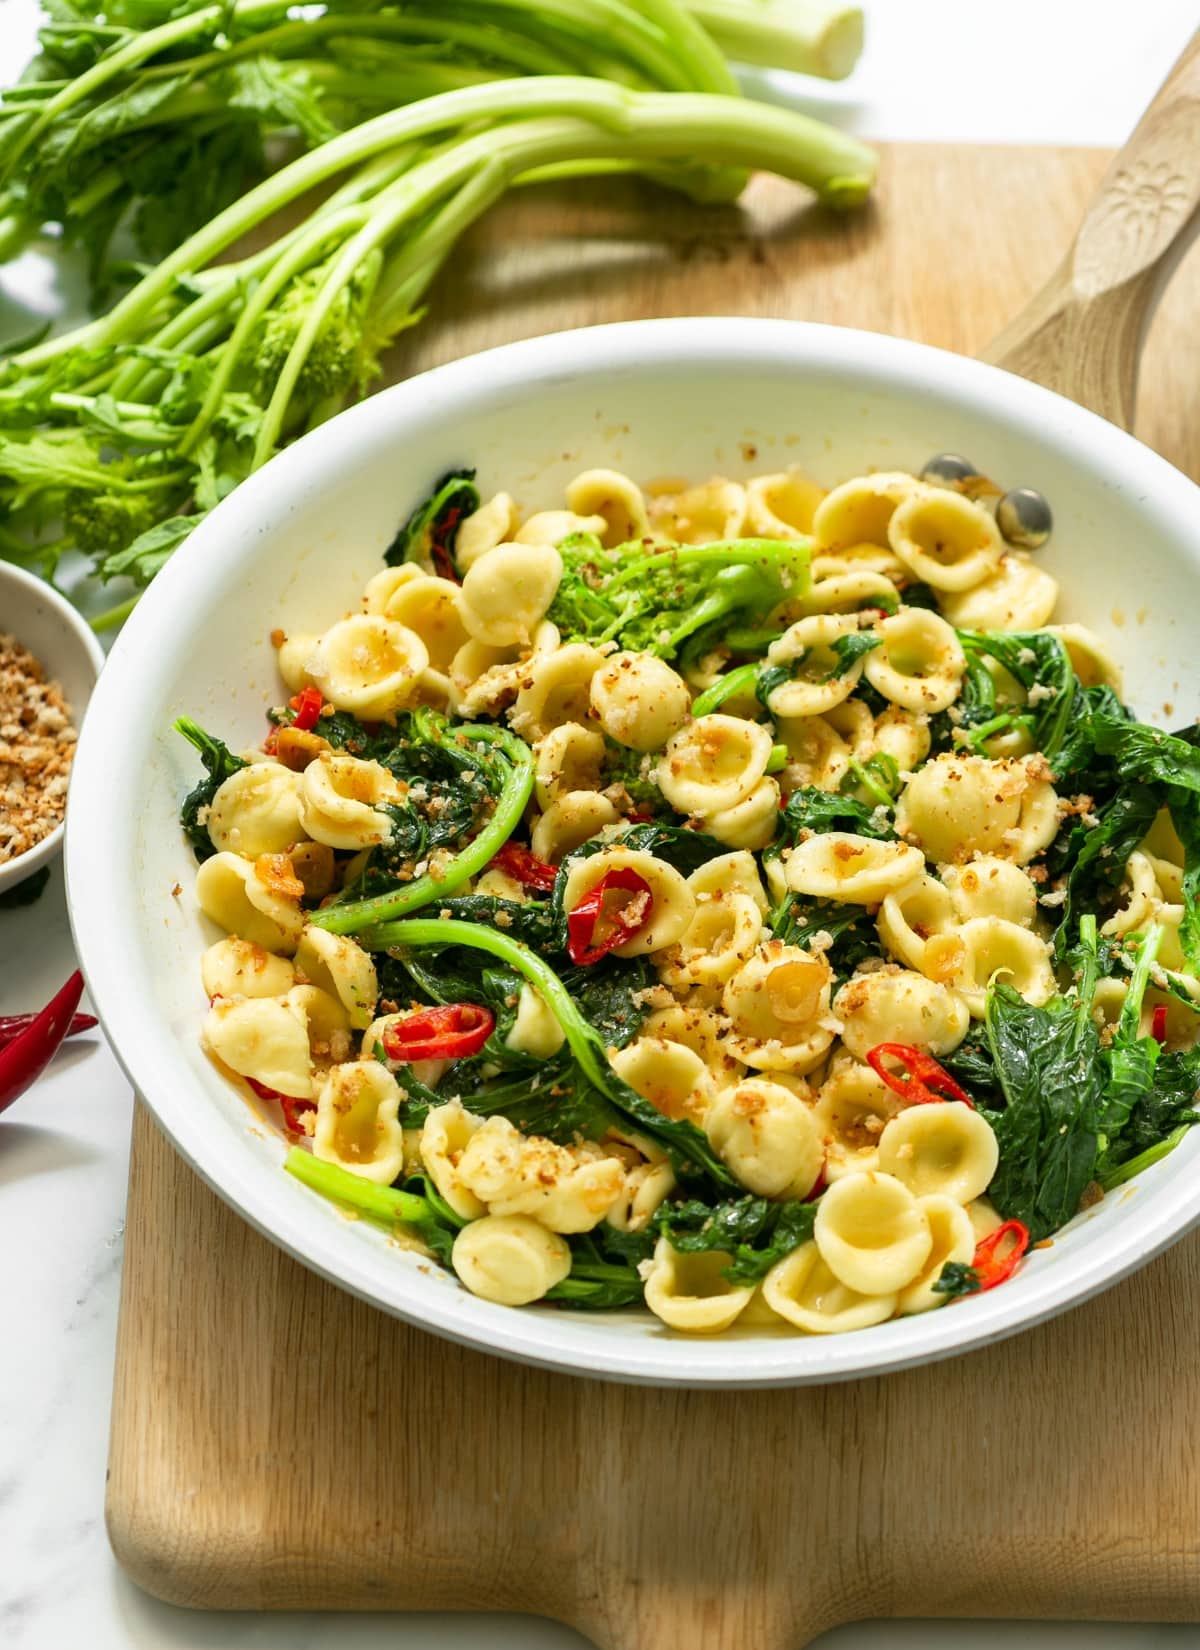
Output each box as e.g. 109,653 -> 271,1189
997,487 -> 1053,549
919,453 -> 980,489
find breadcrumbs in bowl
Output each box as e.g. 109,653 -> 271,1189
0,633 -> 78,864
0,561 -> 105,897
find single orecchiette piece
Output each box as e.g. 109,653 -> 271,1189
894,752 -> 1058,866
377,575 -> 471,676
1045,623 -> 1122,693
455,1114 -> 625,1233
565,468 -> 650,545
1100,849 -> 1162,938
813,1060 -> 903,1181
793,567 -> 900,618
513,509 -> 606,547
763,614 -> 868,718
643,1237 -> 756,1332
504,983 -> 566,1059
201,936 -> 296,1001
451,1214 -> 572,1306
761,1242 -> 897,1334
811,471 -> 925,553
276,631 -> 320,692
687,848 -> 769,912
647,478 -> 747,545
195,850 -> 304,953
862,608 -> 966,714
658,891 -> 762,991
299,752 -> 405,851
704,1076 -> 824,1199
776,712 -> 851,793
455,491 -> 518,570
942,855 -> 1039,927
533,721 -> 606,807
923,916 -> 1055,1014
744,469 -> 825,539
640,1002 -> 742,1085
938,552 -> 1058,630
459,541 -> 563,647
511,642 -> 606,742
361,564 -> 425,615
813,1170 -> 933,1294
887,487 -> 1004,591
877,1101 -> 1000,1204
306,615 -> 428,719
287,983 -> 352,1068
202,992 -> 312,1097
722,941 -> 834,1073
294,925 -> 378,1029
699,775 -> 781,851
562,846 -> 695,956
448,619 -> 559,718
604,1157 -> 677,1233
896,1194 -> 977,1316
420,1101 -> 487,1221
311,1059 -> 405,1184
872,706 -> 932,774
610,1035 -> 715,1124
530,790 -> 620,863
589,651 -> 691,752
656,714 -> 773,815
876,873 -> 957,972
784,831 -> 925,904
206,762 -> 307,857
834,966 -> 969,1062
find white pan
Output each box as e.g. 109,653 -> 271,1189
66,35 -> 1200,1385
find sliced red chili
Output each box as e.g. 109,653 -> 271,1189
1152,1004 -> 1169,1044
866,1042 -> 975,1109
971,1219 -> 1030,1291
382,1002 -> 495,1062
430,507 -> 464,583
245,1076 -> 315,1135
289,684 -> 325,732
489,841 -> 558,893
567,867 -> 654,966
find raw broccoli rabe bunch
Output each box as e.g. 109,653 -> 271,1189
547,534 -> 810,661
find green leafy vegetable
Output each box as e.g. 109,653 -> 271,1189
384,468 -> 478,574
173,714 -> 245,860
651,1193 -> 817,1284
931,1262 -> 980,1300
284,1145 -> 459,1264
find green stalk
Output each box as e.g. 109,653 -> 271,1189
691,661 -> 763,715
686,0 -> 865,79
308,727 -> 534,936
90,592 -> 143,632
284,1146 -> 436,1226
1097,1125 -> 1191,1192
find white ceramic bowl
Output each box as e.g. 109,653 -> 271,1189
0,561 -> 105,897
65,318 -> 1200,1386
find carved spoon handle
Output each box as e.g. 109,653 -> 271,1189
983,30 -> 1200,429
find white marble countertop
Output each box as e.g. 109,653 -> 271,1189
3,3 -> 1200,1646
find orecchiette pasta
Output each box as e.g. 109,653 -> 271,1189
656,714 -> 773,815
189,451 -> 1176,1341
876,1101 -> 1000,1204
307,615 -> 429,718
813,1171 -> 933,1294
451,1214 -> 572,1306
643,1237 -> 756,1332
312,1060 -> 406,1184
590,651 -> 691,752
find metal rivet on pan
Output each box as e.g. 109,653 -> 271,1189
997,486 -> 1053,549
919,453 -> 981,490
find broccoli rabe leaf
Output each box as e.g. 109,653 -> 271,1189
652,1193 -> 818,1285
774,785 -> 895,843
1047,784 -> 1159,960
384,468 -> 479,577
769,898 -> 877,983
1091,716 -> 1200,793
173,715 -> 246,860
546,1229 -> 649,1310
931,1262 -> 981,1300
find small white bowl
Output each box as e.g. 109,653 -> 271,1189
0,561 -> 105,897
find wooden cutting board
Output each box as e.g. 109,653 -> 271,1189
108,145 -> 1200,1648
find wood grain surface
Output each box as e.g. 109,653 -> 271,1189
108,144 -> 1200,1648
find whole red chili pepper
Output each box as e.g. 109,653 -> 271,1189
970,1219 -> 1031,1291
382,1003 -> 495,1062
567,867 -> 654,966
245,1075 -> 315,1135
0,971 -> 89,1115
0,1010 -> 96,1051
489,841 -> 558,893
866,1042 -> 975,1109
1152,1004 -> 1169,1044
289,684 -> 325,732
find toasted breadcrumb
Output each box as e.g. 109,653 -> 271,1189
0,633 -> 78,862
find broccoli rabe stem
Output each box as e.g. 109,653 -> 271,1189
691,662 -> 761,716
284,1147 -> 433,1227
307,726 -> 534,936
